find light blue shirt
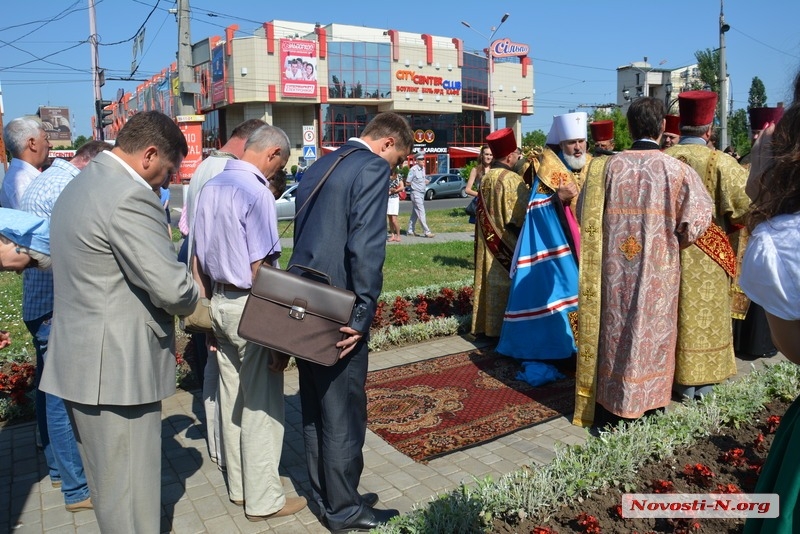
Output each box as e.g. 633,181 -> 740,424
19,158 -> 81,321
0,158 -> 41,208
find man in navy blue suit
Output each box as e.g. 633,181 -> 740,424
290,112 -> 413,532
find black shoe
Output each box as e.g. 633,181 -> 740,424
361,493 -> 379,507
333,506 -> 399,533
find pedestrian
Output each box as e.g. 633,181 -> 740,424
665,90 -> 751,401
387,166 -> 404,242
471,127 -> 527,339
572,97 -> 713,428
19,140 -> 111,512
406,152 -> 434,237
0,117 -> 51,208
289,112 -> 413,533
39,111 -> 198,533
740,69 -> 800,534
194,124 -> 307,521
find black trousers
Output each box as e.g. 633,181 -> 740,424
297,340 -> 369,530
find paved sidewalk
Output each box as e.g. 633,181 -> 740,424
0,335 -> 785,533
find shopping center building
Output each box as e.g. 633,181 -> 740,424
101,19 -> 534,180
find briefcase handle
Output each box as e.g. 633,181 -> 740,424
287,264 -> 332,285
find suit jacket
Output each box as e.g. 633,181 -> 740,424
289,141 -> 388,334
40,151 -> 198,406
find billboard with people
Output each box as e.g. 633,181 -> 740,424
280,39 -> 317,98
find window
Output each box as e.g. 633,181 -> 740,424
327,41 -> 391,100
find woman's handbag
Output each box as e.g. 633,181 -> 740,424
237,147 -> 360,365
398,188 -> 407,201
238,265 -> 355,366
465,196 -> 478,217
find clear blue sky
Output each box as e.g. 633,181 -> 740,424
2,0 -> 799,139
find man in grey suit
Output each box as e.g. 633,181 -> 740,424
290,112 -> 413,533
40,111 -> 198,533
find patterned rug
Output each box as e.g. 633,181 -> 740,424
365,349 -> 575,463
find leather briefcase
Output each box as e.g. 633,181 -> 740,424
238,264 -> 356,366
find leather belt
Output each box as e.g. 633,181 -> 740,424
217,283 -> 249,293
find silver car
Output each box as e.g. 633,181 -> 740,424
406,173 -> 468,200
276,183 -> 298,220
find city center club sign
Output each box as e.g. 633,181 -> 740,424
395,70 -> 461,96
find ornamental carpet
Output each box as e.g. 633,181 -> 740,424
365,349 -> 575,463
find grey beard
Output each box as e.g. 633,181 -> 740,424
563,153 -> 586,171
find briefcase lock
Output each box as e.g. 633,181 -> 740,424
289,305 -> 306,320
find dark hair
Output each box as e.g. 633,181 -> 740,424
268,168 -> 287,199
361,113 -> 414,153
748,70 -> 800,230
627,97 -> 665,140
74,140 -> 113,160
115,111 -> 188,167
230,119 -> 267,140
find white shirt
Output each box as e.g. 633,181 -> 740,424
0,158 -> 41,208
740,212 -> 800,321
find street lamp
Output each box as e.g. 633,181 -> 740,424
461,12 -> 510,133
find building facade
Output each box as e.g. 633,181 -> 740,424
99,19 -> 534,180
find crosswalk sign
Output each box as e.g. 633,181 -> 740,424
302,146 -> 317,159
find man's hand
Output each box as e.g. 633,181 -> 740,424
0,331 -> 10,350
268,350 -> 290,372
205,332 -> 219,353
337,326 -> 364,359
557,181 -> 579,204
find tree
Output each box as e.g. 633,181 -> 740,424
694,48 -> 721,93
522,129 -> 546,148
590,107 -> 632,151
73,135 -> 89,149
748,77 -> 767,110
728,108 -> 750,154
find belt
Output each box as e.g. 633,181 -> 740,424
217,283 -> 250,293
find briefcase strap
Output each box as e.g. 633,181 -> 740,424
267,146 -> 361,258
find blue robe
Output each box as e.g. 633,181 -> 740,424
497,174 -> 579,368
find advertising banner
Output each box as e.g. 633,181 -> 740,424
280,39 -> 318,98
211,45 -> 225,104
38,107 -> 71,144
176,117 -> 205,183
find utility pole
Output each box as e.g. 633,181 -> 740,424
89,0 -> 104,141
719,0 -> 730,149
176,0 -> 195,116
0,81 -> 7,170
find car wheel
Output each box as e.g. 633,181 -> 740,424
425,190 -> 434,201
460,187 -> 468,198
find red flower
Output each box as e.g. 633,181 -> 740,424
715,483 -> 742,494
753,433 -> 766,452
719,448 -> 747,467
576,512 -> 601,534
683,463 -> 715,488
651,479 -> 675,493
766,415 -> 781,434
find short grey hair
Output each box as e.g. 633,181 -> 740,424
4,117 -> 45,157
680,123 -> 711,137
245,125 -> 291,155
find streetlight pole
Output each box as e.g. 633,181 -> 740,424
461,13 -> 509,133
719,0 -> 730,149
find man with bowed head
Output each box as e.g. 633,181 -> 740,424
573,97 -> 712,427
289,112 -> 414,533
193,124 -> 307,521
40,111 -> 198,533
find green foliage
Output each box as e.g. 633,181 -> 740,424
0,272 -> 32,361
291,164 -> 298,175
399,166 -> 410,179
73,135 -> 90,149
694,48 -> 721,93
748,77 -> 768,110
590,108 -> 632,151
728,108 -> 751,154
522,129 -> 547,148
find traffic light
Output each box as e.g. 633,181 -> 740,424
95,99 -> 113,127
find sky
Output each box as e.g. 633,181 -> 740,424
2,0 -> 799,140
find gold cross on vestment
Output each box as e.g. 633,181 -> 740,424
581,288 -> 597,303
620,235 -> 642,260
584,225 -> 598,237
580,347 -> 594,362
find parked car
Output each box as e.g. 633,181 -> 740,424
275,183 -> 298,220
448,167 -> 464,177
405,173 -> 468,200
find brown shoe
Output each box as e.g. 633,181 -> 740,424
246,496 -> 307,521
66,497 -> 93,512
